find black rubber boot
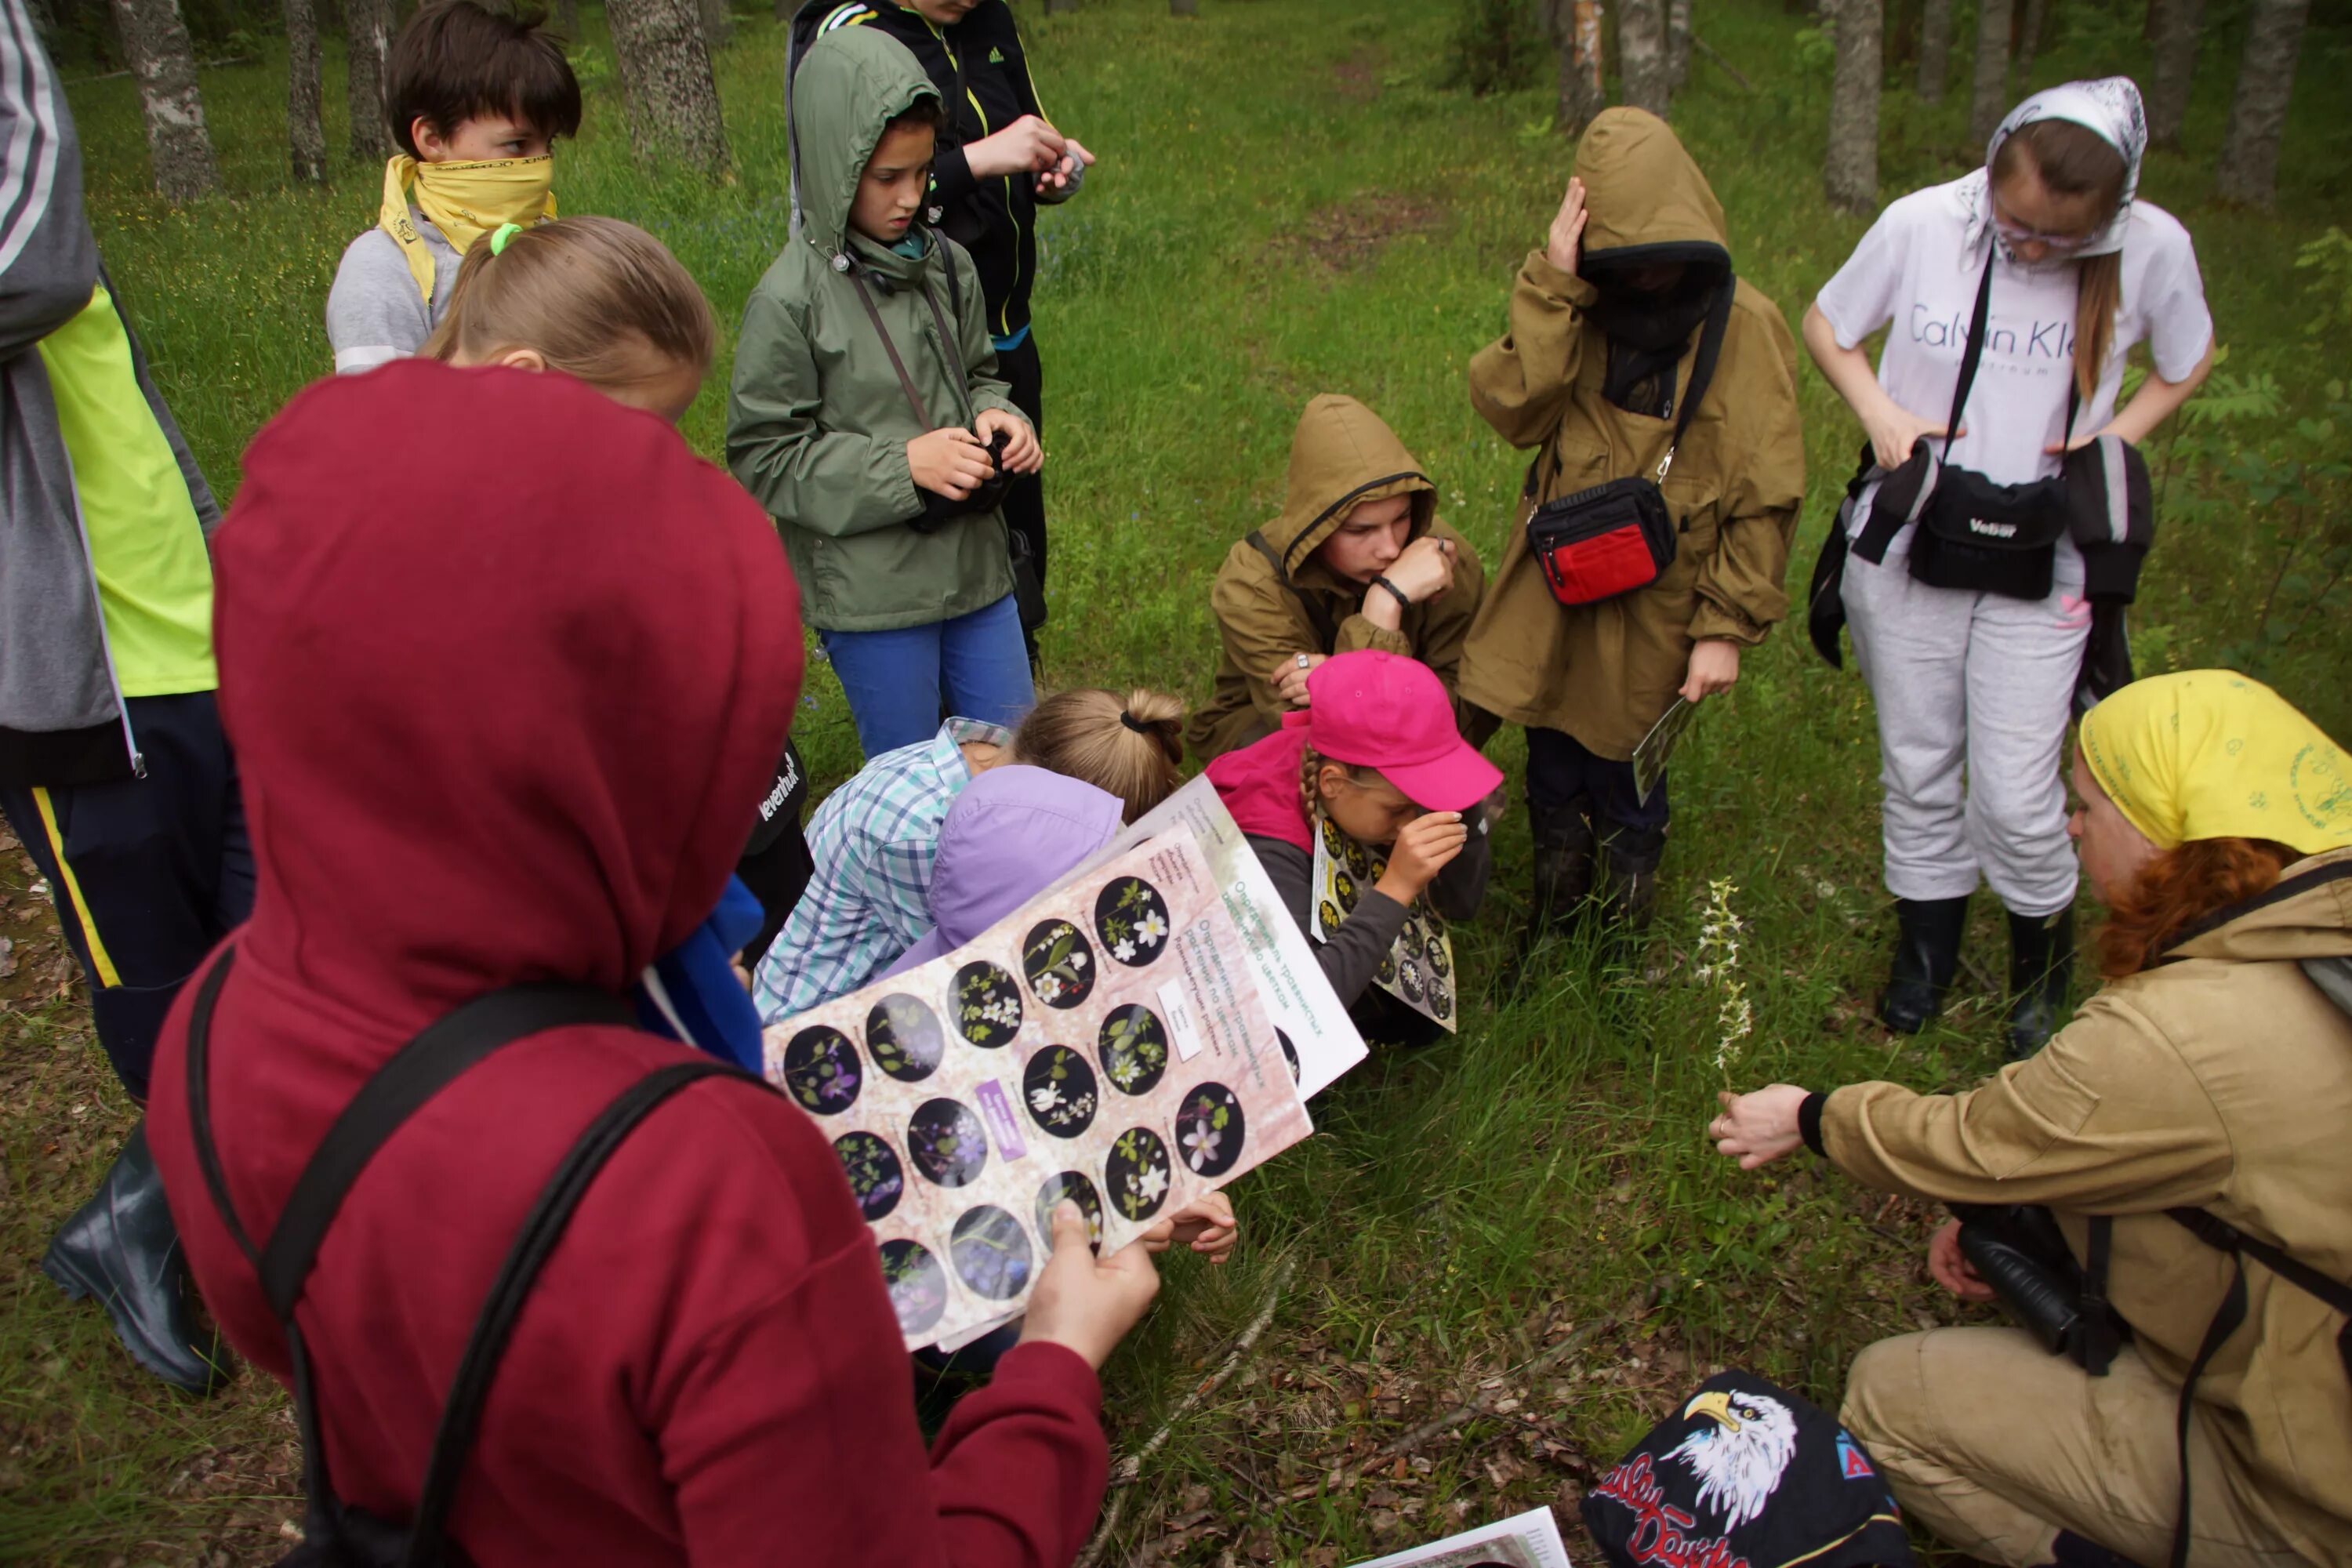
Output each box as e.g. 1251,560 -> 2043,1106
2005,905 -> 2076,1062
1527,798 -> 1597,931
1597,823 -> 1667,932
1878,895 -> 1971,1034
42,1122 -> 232,1395
2041,1529 -> 2147,1568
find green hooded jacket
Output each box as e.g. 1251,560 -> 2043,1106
728,26 -> 1021,633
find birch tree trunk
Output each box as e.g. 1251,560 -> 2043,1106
285,0 -> 326,183
1666,0 -> 1692,90
1824,0 -> 1881,213
2013,0 -> 2050,84
2146,0 -> 2200,149
1617,0 -> 1670,115
1966,0 -> 2011,150
347,0 -> 391,161
608,0 -> 733,179
1547,0 -> 1609,136
2215,0 -> 2307,209
107,0 -> 220,200
1917,0 -> 1952,101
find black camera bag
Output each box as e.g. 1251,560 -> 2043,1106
181,947 -> 774,1567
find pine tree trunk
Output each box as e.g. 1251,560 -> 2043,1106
1618,0 -> 1670,114
1665,0 -> 1691,89
697,0 -> 730,52
1044,0 -> 1077,13
1547,0 -> 1609,136
107,0 -> 220,201
1824,0 -> 1881,212
608,0 -> 733,179
1966,0 -> 2010,149
2215,0 -> 2307,209
1171,0 -> 1198,14
285,0 -> 326,183
1917,0 -> 1952,101
557,0 -> 582,36
2146,0 -> 2201,149
2013,0 -> 2049,83
347,0 -> 392,161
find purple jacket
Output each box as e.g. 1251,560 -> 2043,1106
881,765 -> 1124,977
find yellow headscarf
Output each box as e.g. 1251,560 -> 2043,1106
2079,670 -> 2352,855
379,154 -> 558,306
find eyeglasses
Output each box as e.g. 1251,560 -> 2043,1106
1990,194 -> 2100,252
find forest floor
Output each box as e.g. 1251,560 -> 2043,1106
6,0 -> 2350,1562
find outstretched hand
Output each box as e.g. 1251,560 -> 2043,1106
1709,1085 -> 1810,1171
1018,1201 -> 1161,1370
1144,1190 -> 1239,1264
1928,1219 -> 1998,1302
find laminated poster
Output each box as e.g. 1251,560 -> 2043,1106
764,827 -> 1315,1349
1105,775 -> 1370,1098
1309,808 -> 1456,1034
1632,697 -> 1697,807
1348,1504 -> 1574,1568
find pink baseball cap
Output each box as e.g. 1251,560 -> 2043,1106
1305,650 -> 1503,813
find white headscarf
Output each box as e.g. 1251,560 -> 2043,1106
1951,76 -> 2148,263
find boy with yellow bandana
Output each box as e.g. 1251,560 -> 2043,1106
325,1 -> 579,374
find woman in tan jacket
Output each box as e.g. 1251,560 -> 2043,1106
1711,671 -> 2352,1568
1458,109 -> 1804,930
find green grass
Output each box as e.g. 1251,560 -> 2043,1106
8,0 -> 2350,1562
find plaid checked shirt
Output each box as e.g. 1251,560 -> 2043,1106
751,717 -> 1011,1025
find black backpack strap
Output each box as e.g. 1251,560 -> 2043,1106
2168,1247 -> 2249,1568
1245,528 -> 1338,653
1940,252 -> 1998,459
403,1058 -> 772,1564
848,270 -> 937,432
1657,277 -> 1736,485
2076,1214 -> 2122,1374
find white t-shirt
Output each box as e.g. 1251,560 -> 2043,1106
1817,180 -> 2212,497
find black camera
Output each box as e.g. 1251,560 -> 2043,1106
909,427 -> 1013,533
1952,1203 -> 2127,1374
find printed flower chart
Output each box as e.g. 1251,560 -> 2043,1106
782,1025 -> 861,1115
949,1205 -> 1033,1301
1022,919 -> 1096,1009
1173,1082 -> 1244,1178
1332,868 -> 1359,912
879,1239 -> 947,1337
1033,1171 -> 1105,1250
1093,874 -> 1171,967
866,993 -> 946,1083
833,1130 -> 904,1221
1275,1028 -> 1301,1084
907,1097 -> 988,1189
1098,1004 -> 1168,1096
1105,1126 -> 1172,1221
1022,1044 -> 1098,1138
953,960 -> 1022,1047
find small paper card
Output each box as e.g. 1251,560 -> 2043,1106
764,827 -> 1314,1349
1349,1504 -> 1574,1568
1632,697 -> 1697,806
1308,808 -> 1457,1033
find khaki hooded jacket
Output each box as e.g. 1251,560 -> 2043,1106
1187,395 -> 1486,763
1820,850 -> 2352,1566
1458,110 -> 1805,760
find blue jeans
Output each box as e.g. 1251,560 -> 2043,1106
820,594 -> 1036,757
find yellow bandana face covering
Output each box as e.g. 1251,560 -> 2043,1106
379,154 -> 558,304
2079,670 -> 2352,856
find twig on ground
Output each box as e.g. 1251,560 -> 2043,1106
1075,1255 -> 1298,1568
1290,1278 -> 1666,1502
1690,36 -> 1756,92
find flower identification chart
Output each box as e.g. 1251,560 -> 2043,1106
1348,1504 -> 1573,1568
765,827 -> 1314,1348
1308,808 -> 1457,1033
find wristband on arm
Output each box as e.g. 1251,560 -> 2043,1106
1371,575 -> 1411,612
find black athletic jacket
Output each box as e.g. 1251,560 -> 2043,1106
790,0 -> 1054,342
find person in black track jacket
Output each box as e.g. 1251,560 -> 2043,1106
789,0 -> 1092,630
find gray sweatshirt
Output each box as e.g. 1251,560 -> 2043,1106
0,0 -> 220,788
325,211 -> 460,373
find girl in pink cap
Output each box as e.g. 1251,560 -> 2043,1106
1205,650 -> 1504,1041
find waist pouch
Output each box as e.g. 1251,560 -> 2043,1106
1908,456 -> 2071,600
1529,477 -> 1677,605
1526,277 -> 1733,609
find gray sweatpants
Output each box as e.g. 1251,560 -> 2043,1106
1842,535 -> 2089,917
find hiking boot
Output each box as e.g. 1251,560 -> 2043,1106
2040,1530 -> 2145,1568
1527,798 -> 1596,932
1878,895 -> 1971,1034
2005,905 -> 2076,1061
42,1122 -> 232,1395
1597,822 -> 1667,932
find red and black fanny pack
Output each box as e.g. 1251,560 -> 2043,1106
1527,279 -> 1734,608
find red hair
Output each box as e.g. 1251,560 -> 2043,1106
2096,837 -> 2300,978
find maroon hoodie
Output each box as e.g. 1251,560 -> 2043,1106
146,362 -> 1109,1566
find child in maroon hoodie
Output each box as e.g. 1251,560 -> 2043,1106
146,363 -> 1163,1566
